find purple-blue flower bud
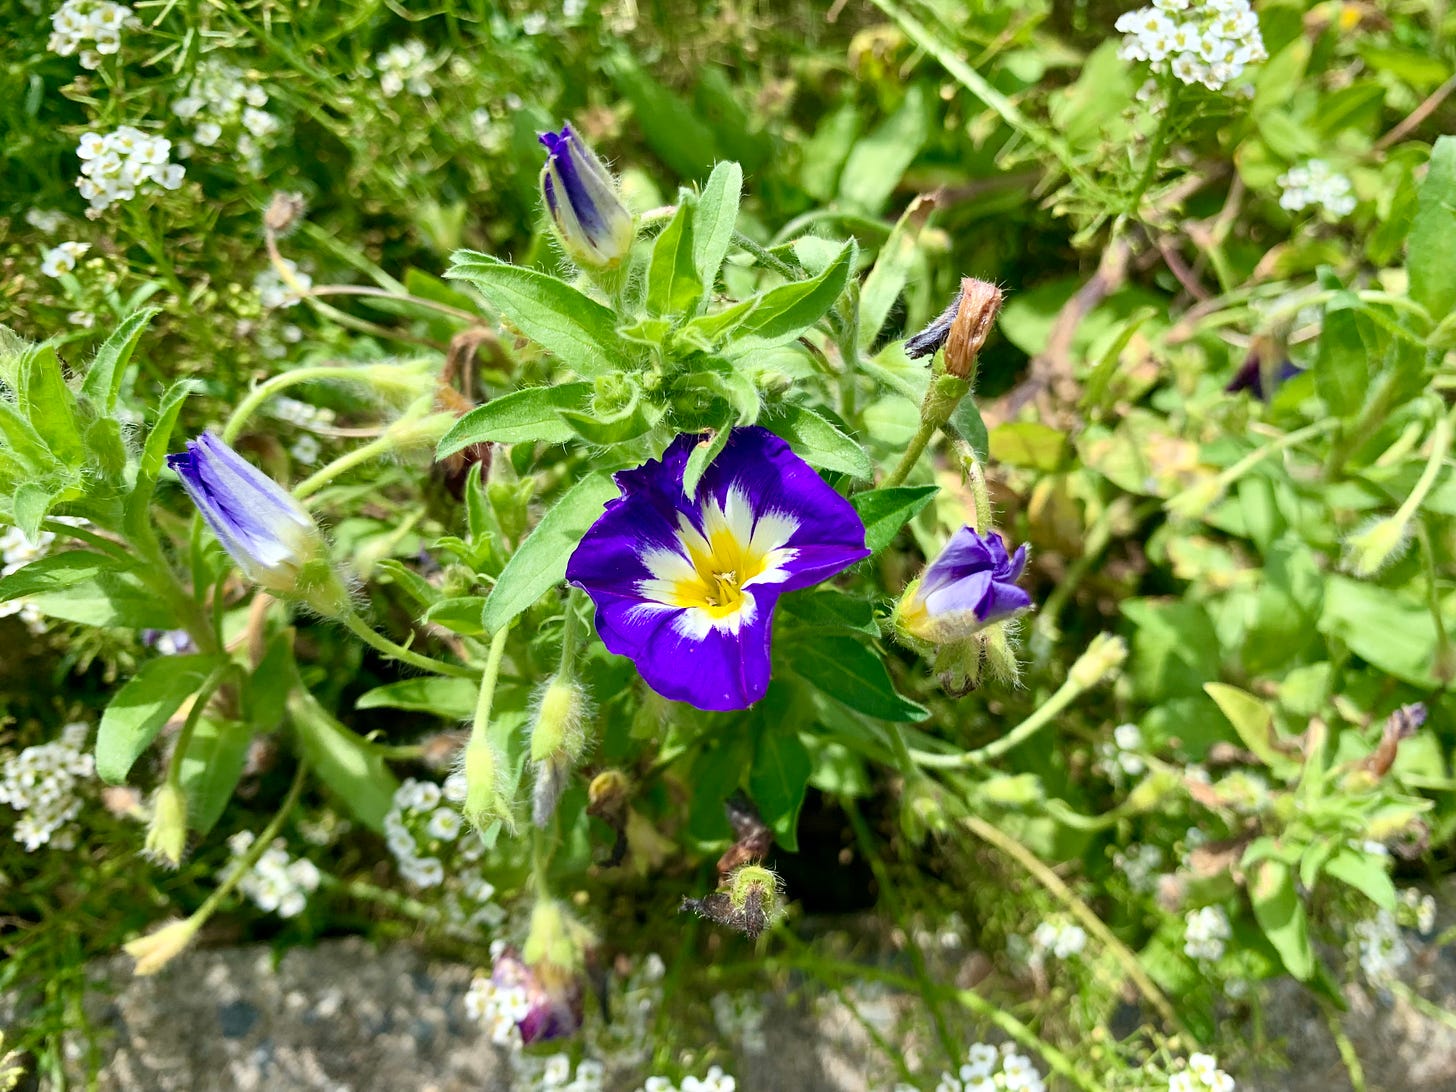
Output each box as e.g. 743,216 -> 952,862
538,124 -> 635,269
166,432 -> 345,613
894,526 -> 1032,645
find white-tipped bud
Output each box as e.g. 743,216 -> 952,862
143,782 -> 189,869
124,917 -> 200,976
1341,514 -> 1413,577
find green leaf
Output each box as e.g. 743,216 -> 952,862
687,240 -> 854,347
693,161 -> 743,297
1247,856 -> 1316,981
179,716 -> 253,834
1203,683 -> 1297,776
749,727 -> 812,851
96,654 -> 224,783
950,396 -> 990,460
436,383 -> 593,458
288,688 -> 398,832
1409,136 -> 1456,320
1320,575 -> 1445,687
789,637 -> 928,722
1323,849 -> 1398,911
608,55 -> 718,180
18,344 -> 85,468
1315,292 -> 1372,417
12,482 -> 56,542
79,308 -> 159,413
0,399 -> 55,472
0,551 -> 174,629
781,587 -> 880,636
989,421 -> 1066,470
646,201 -> 702,317
481,471 -> 618,634
446,253 -> 629,376
674,366 -> 760,427
356,677 -> 479,720
838,85 -> 930,215
681,424 -> 733,500
859,194 -> 936,352
139,380 -> 195,480
422,595 -> 489,636
850,485 -> 939,554
764,402 -> 872,480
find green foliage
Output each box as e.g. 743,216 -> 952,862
2,0 -> 1456,1088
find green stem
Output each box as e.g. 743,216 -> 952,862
223,365 -> 379,444
864,0 -> 1116,206
191,760 -> 308,924
961,812 -> 1188,1037
293,432 -> 400,500
908,674 -> 1085,769
343,611 -> 479,678
1124,84 -> 1178,218
1391,411 -> 1453,527
881,419 -> 938,489
556,589 -> 586,677
473,625 -> 511,732
1216,419 -> 1339,492
732,231 -> 802,280
163,663 -> 232,790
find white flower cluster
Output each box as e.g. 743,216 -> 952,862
374,40 -> 440,97
1097,721 -> 1146,779
224,831 -> 321,918
934,1042 -> 1047,1092
47,0 -> 136,69
171,58 -> 277,171
39,241 -> 90,278
254,260 -> 312,310
384,776 -> 503,929
1030,920 -> 1088,963
1353,909 -> 1408,987
75,126 -> 185,214
270,395 -> 335,429
1184,905 -> 1231,961
464,965 -> 530,1047
1277,160 -> 1357,219
1170,1052 -> 1235,1092
1113,842 -> 1164,893
26,208 -> 69,234
0,723 -> 94,851
1116,0 -> 1267,92
1401,887 -> 1437,935
639,1066 -> 736,1092
541,1055 -> 605,1092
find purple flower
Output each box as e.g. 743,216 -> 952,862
896,527 -> 1031,644
167,433 -> 341,610
566,426 -> 870,711
538,123 -> 635,269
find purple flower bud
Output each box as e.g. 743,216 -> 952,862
489,946 -> 584,1044
895,526 -> 1032,645
538,124 -> 635,269
166,433 -> 344,612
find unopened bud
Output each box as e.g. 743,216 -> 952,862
263,191 -> 307,235
144,782 -> 189,869
124,916 -> 200,976
462,734 -> 513,832
530,677 -> 591,829
1341,514 -> 1413,577
1069,633 -> 1127,690
681,863 -> 785,941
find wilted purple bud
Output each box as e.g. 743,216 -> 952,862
488,946 -> 584,1045
140,628 -> 194,655
166,433 -> 346,614
893,527 -> 1031,645
1226,350 -> 1302,399
538,124 -> 635,269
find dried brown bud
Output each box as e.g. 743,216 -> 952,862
944,277 -> 1003,379
904,276 -> 1004,380
681,864 -> 785,941
263,192 -> 307,236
